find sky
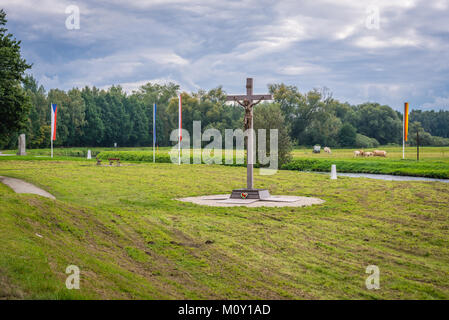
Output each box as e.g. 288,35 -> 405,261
2,0 -> 449,111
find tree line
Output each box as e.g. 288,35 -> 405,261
2,76 -> 449,150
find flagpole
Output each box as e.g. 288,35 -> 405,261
178,94 -> 181,165
402,109 -> 405,160
153,103 -> 156,163
403,102 -> 408,160
51,103 -> 53,158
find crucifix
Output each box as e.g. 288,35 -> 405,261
226,78 -> 273,199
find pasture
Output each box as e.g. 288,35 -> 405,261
0,159 -> 448,299
3,146 -> 449,178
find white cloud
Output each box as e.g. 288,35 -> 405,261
422,96 -> 449,109
2,0 -> 449,110
354,36 -> 418,49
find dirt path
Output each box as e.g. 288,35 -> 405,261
0,176 -> 55,199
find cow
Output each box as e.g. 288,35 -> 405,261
364,151 -> 373,157
324,147 -> 332,154
373,150 -> 387,157
354,150 -> 364,157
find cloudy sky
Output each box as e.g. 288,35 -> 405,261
3,0 -> 449,110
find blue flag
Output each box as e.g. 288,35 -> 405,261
153,103 -> 156,144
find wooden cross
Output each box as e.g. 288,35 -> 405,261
226,78 -> 273,190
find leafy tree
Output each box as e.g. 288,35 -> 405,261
253,103 -> 292,166
23,75 -> 49,148
134,82 -> 179,146
410,110 -> 449,138
270,85 -> 339,145
303,113 -> 342,147
126,95 -> 149,146
338,123 -> 357,147
353,103 -> 402,145
408,121 -> 449,146
0,9 -> 32,146
82,86 -> 104,146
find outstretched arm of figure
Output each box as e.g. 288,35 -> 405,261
252,99 -> 264,107
233,99 -> 247,108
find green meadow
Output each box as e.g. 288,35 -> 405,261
4,145 -> 449,178
0,159 -> 448,299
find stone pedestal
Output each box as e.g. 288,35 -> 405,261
230,188 -> 271,200
17,134 -> 26,156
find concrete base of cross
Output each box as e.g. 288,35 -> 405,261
230,188 -> 271,200
177,194 -> 325,207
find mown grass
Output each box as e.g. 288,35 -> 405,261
0,160 -> 448,299
4,145 -> 448,178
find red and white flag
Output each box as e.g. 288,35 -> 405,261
51,104 -> 58,141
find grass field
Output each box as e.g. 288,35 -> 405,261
1,159 -> 449,299
3,145 -> 449,178
4,145 -> 449,160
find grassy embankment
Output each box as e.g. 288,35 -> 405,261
0,160 -> 449,299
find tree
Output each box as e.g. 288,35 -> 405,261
303,113 -> 342,147
82,86 -> 104,146
23,75 -> 49,148
353,103 -> 402,145
254,103 -> 292,166
0,9 -> 32,146
410,110 -> 449,139
338,123 -> 357,147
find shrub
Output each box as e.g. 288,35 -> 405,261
355,134 -> 380,148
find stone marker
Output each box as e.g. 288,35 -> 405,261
17,134 -> 26,156
87,150 -> 92,159
331,164 -> 337,180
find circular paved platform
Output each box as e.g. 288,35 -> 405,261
177,194 -> 324,207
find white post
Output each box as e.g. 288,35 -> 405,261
51,139 -> 53,158
331,164 -> 337,180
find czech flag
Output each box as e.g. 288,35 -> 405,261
404,102 -> 409,142
51,104 -> 58,141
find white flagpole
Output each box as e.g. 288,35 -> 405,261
178,94 -> 181,165
402,110 -> 405,160
153,103 -> 156,163
51,104 -> 53,158
403,102 -> 407,160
